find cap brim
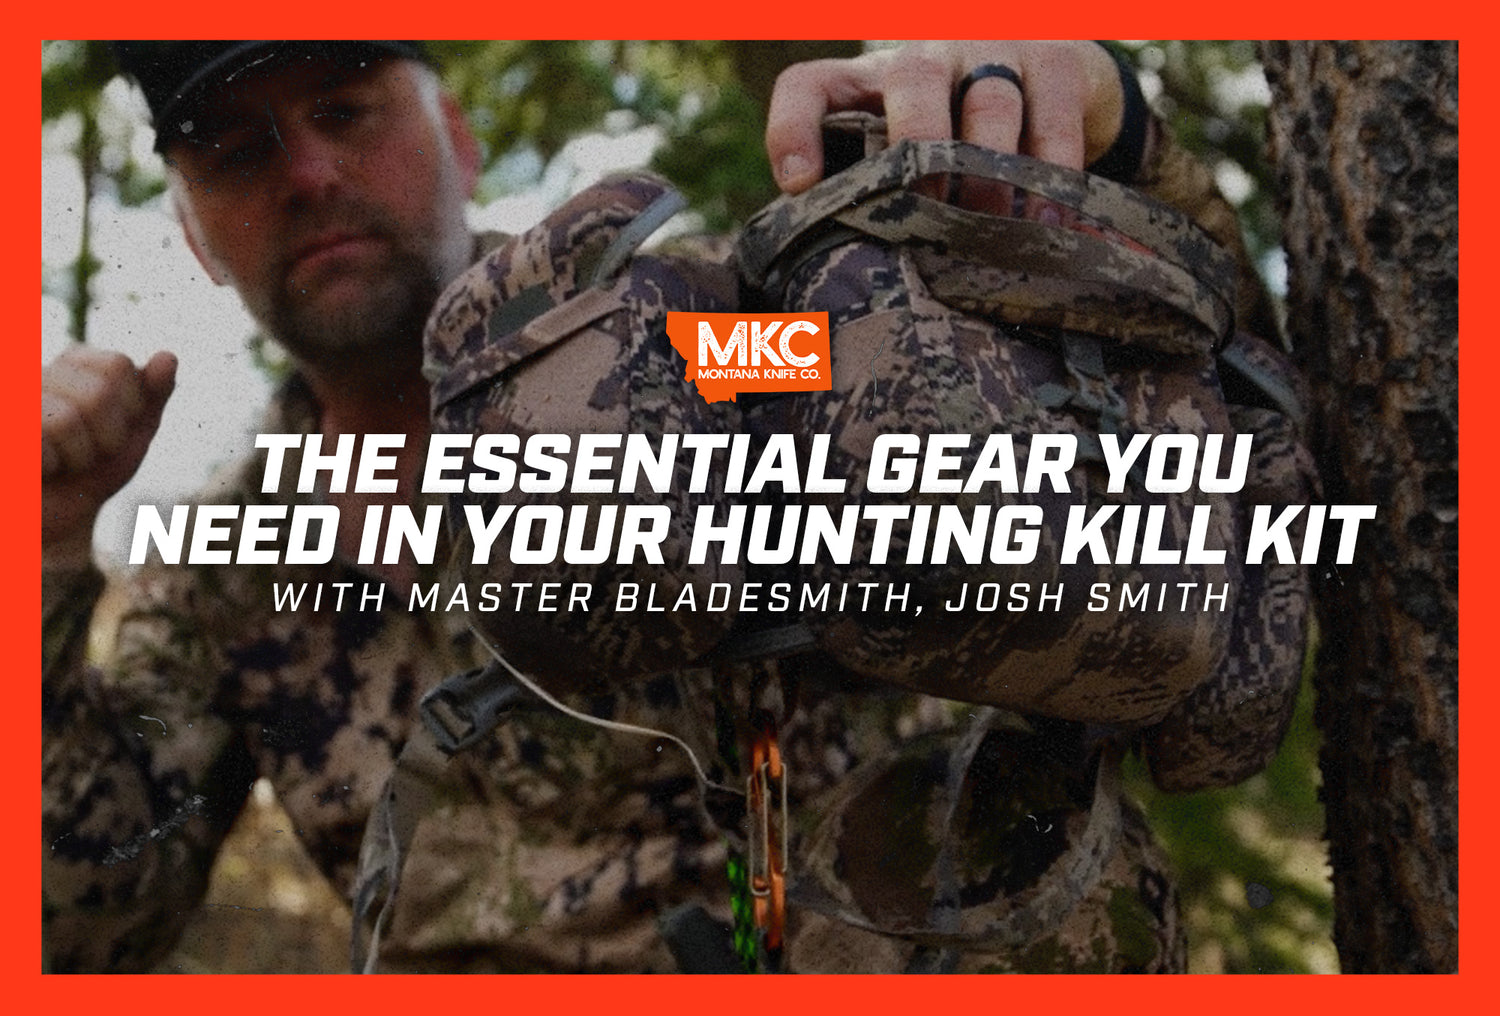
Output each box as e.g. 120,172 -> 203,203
152,41 -> 424,150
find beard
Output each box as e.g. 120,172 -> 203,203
269,246 -> 443,367
247,198 -> 455,369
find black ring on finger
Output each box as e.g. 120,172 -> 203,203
951,62 -> 1024,124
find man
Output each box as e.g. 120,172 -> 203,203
43,41 -> 1263,972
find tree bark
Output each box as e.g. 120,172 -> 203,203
1260,40 -> 1458,973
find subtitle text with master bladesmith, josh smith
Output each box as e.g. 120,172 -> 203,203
267,575 -> 1239,618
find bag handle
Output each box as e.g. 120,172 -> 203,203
738,130 -> 1237,344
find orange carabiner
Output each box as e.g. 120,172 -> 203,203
747,723 -> 787,951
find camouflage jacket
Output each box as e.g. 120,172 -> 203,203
42,119 -> 1264,974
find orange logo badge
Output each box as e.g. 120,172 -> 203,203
666,312 -> 832,404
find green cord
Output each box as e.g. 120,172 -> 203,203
714,676 -> 759,972
726,850 -> 758,973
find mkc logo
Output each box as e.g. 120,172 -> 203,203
666,311 -> 832,404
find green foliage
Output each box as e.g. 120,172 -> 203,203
42,41 -> 165,343
426,44 -> 715,209
1120,41 -> 1282,282
432,41 -> 621,181
651,84 -> 779,232
41,41 -> 113,123
42,43 -> 168,211
1124,629 -> 1335,972
426,41 -> 778,232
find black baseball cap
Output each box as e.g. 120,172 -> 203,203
111,41 -> 430,150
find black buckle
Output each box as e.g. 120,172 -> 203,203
418,661 -> 525,754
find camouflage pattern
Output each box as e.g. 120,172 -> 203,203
738,113 -> 1239,353
42,117 -> 1301,974
1141,332 -> 1321,790
735,115 -> 1260,727
785,774 -> 1184,974
42,456 -> 1181,972
423,173 -> 747,688
43,375 -> 729,973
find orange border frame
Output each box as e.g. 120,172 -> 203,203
15,7 -> 1487,1010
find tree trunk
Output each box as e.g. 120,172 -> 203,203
1260,40 -> 1458,973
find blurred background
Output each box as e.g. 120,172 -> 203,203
41,40 -> 1334,973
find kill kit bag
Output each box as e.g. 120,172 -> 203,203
733,113 -> 1316,736
353,119 -> 1317,970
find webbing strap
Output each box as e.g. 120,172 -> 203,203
706,623 -> 819,664
350,721 -> 453,974
922,707 -> 1004,944
738,131 -> 1237,331
1060,333 -> 1131,437
349,645 -> 744,972
591,188 -> 688,286
1219,336 -> 1307,429
350,662 -> 534,973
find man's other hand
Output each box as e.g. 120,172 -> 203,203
42,348 -> 177,568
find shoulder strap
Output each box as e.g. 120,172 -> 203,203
349,659 -> 535,973
426,178 -> 689,412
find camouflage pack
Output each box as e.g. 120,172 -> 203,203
734,114 -> 1317,746
360,119 -> 1317,970
420,126 -> 1313,737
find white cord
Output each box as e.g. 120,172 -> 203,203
468,623 -> 744,799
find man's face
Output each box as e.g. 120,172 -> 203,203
166,56 -> 477,369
